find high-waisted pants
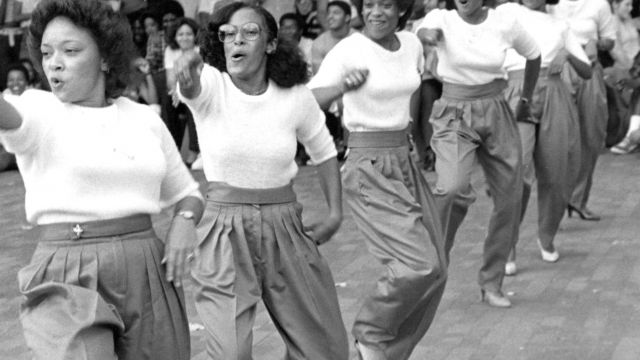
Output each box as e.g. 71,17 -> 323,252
505,69 -> 581,252
191,182 -> 349,360
430,79 -> 523,293
17,214 -> 190,360
342,129 -> 447,360
563,63 -> 608,210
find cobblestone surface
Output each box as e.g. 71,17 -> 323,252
1,152 -> 639,360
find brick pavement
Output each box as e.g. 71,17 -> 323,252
1,152 -> 640,360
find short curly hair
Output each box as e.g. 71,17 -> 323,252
199,2 -> 309,88
28,0 -> 136,99
167,17 -> 200,50
351,0 -> 415,30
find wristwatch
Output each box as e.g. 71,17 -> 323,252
176,210 -> 195,222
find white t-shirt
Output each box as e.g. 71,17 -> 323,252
547,0 -> 616,45
417,8 -> 541,85
179,64 -> 336,189
611,17 -> 640,71
501,3 -> 590,71
308,31 -> 424,132
0,90 -> 199,225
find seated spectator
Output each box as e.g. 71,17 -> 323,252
2,63 -> 29,97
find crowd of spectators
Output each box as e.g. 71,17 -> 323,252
3,0 -> 640,174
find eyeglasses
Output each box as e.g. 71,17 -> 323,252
218,23 -> 262,43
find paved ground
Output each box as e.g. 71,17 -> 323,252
1,152 -> 640,360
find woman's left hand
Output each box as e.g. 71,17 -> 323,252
515,99 -> 531,123
163,217 -> 198,287
306,215 -> 341,246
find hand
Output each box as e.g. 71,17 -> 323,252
548,48 -> 568,75
515,99 -> 531,123
169,89 -> 181,107
584,40 -> 598,63
342,69 -> 369,93
163,217 -> 198,287
418,28 -> 443,46
305,215 -> 341,246
135,58 -> 151,75
174,49 -> 204,89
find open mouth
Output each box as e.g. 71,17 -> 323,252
49,77 -> 64,89
230,51 -> 247,62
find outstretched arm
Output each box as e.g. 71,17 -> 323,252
175,50 -> 204,100
0,97 -> 22,131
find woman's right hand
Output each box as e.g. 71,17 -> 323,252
342,69 -> 369,93
174,50 -> 204,90
417,28 -> 443,47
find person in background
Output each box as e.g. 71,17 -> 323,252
279,12 -> 314,66
607,0 -> 640,154
123,57 -> 161,113
0,63 -> 27,172
175,3 -> 349,359
19,58 -> 48,91
499,0 -> 591,274
131,16 -> 148,56
311,1 -> 354,74
417,0 -> 541,308
0,0 -> 204,359
296,0 -> 325,38
548,0 -> 616,221
2,63 -> 29,97
165,17 -> 201,166
311,0 -> 448,357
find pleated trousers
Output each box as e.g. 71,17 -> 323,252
505,69 -> 581,250
17,215 -> 190,360
192,182 -> 348,360
342,129 -> 447,360
429,79 -> 523,292
563,63 -> 608,210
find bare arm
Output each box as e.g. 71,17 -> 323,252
164,194 -> 205,287
0,97 -> 22,131
311,68 -> 369,110
515,55 -> 541,123
567,53 -> 592,79
307,156 -> 342,245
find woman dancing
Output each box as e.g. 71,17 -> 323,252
500,0 -> 592,272
310,0 -> 448,358
417,0 -> 541,307
0,0 -> 204,359
175,3 -> 348,359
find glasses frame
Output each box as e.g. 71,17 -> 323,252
218,22 -> 263,43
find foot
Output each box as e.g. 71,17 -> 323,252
505,261 -> 517,276
355,341 -> 387,360
610,137 -> 638,154
537,239 -> 559,263
481,289 -> 511,308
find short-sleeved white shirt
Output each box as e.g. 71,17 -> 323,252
0,90 -> 199,224
416,8 -> 541,85
308,31 -> 424,132
547,0 -> 617,45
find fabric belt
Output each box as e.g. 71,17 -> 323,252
442,79 -> 507,100
32,214 -> 152,241
205,181 -> 297,204
348,128 -> 409,148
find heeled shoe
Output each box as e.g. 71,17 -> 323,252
567,205 -> 601,221
480,289 -> 511,308
536,239 -> 559,263
505,261 -> 517,276
354,341 -> 387,360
